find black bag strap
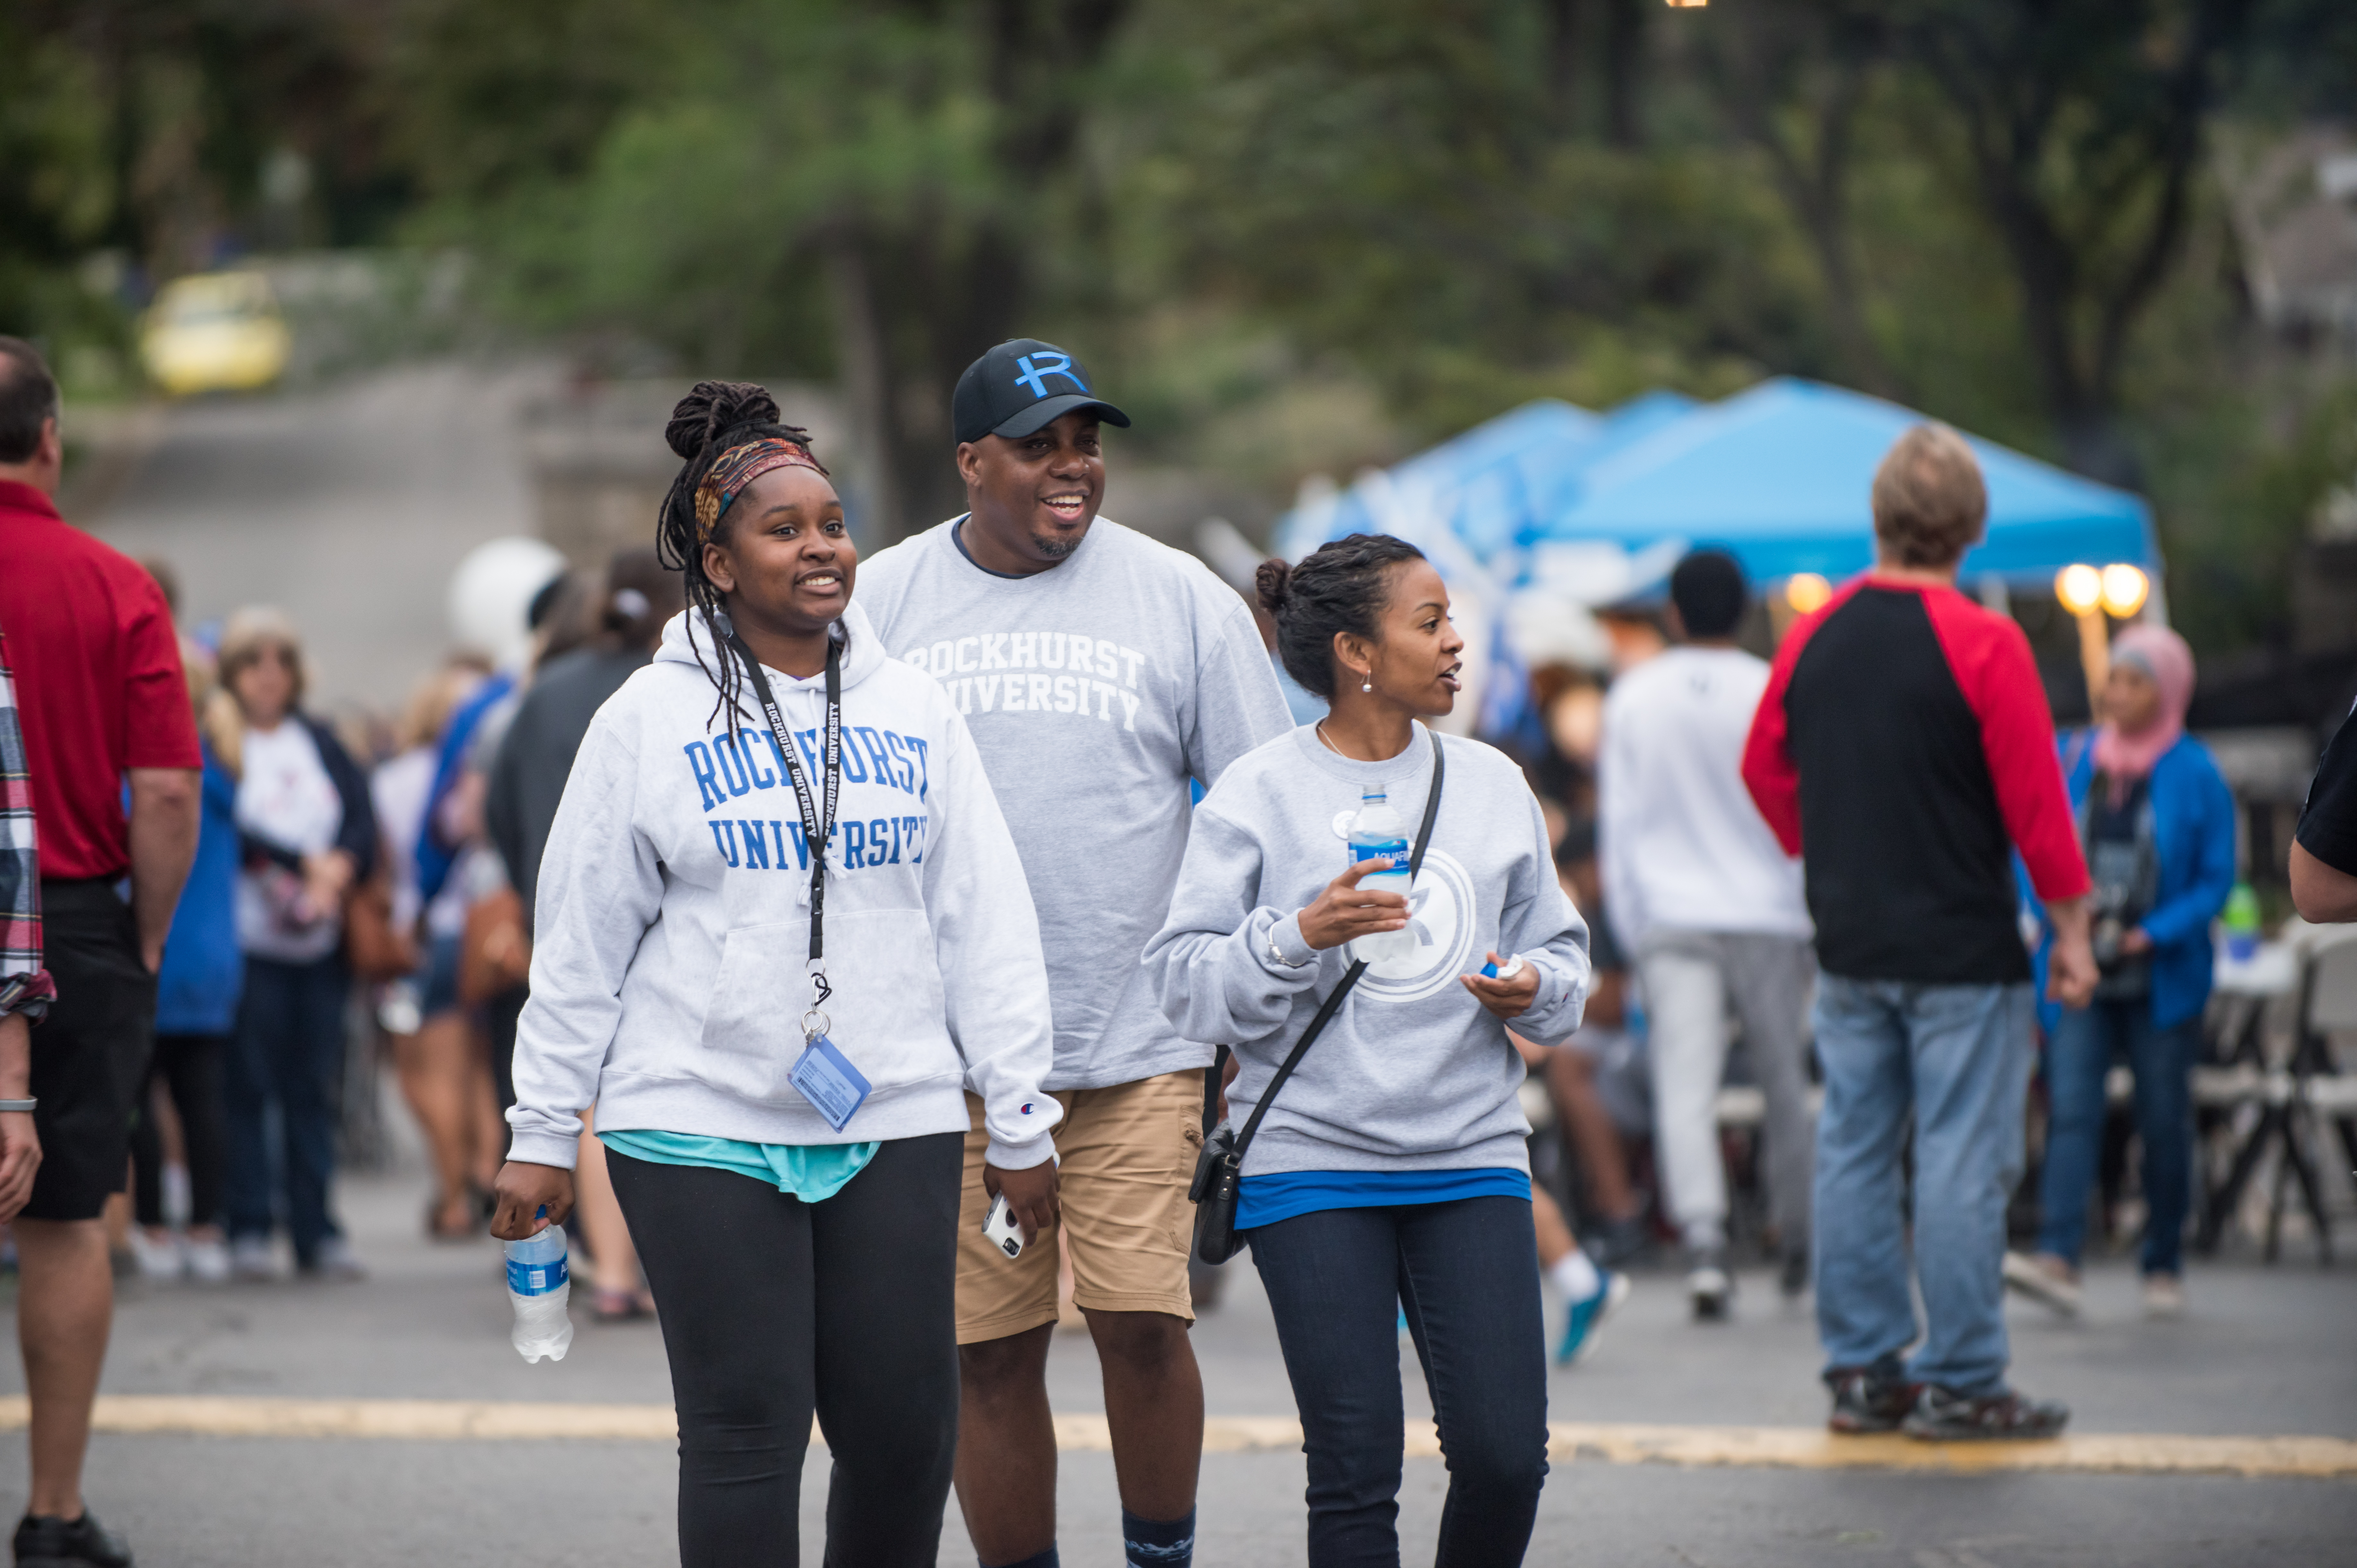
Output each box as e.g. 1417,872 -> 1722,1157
1203,1044 -> 1229,1138
1229,733 -> 1446,1162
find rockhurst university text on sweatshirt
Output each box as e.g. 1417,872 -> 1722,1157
505,602 -> 1062,1172
1145,725 -> 1592,1177
856,517 -> 1292,1090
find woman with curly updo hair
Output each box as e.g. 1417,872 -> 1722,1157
491,382 -> 1062,1567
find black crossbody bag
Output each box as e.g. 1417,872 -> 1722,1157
1189,739 -> 1445,1265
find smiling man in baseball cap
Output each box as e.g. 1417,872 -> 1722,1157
857,340 -> 1289,1568
945,338 -> 1132,566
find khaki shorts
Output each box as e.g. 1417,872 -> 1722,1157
955,1069 -> 1207,1343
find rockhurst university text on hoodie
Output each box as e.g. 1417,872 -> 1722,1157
856,517 -> 1293,1090
505,602 -> 1061,1172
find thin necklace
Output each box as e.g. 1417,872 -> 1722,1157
1317,717 -> 1416,761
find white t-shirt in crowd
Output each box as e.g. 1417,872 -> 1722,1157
235,719 -> 345,963
370,746 -> 435,936
1598,645 -> 1810,951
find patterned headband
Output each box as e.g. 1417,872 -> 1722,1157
694,439 -> 826,540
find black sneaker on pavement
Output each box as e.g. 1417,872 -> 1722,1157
1902,1384 -> 2070,1442
1686,1254 -> 1733,1321
14,1510 -> 135,1567
1824,1365 -> 1918,1434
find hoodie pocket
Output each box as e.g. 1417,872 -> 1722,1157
697,909 -> 949,1105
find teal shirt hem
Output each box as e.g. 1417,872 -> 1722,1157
599,1130 -> 880,1203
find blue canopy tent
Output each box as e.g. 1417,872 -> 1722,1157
1273,392 -> 1699,566
1537,378 -> 2160,586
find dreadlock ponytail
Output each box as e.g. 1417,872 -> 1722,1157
654,379 -> 824,735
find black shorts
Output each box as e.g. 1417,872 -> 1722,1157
25,880 -> 156,1222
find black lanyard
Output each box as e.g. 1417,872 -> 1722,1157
728,629 -> 842,968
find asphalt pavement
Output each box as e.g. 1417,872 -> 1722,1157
0,1137 -> 2347,1568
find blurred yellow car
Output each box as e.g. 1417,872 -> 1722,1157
140,271 -> 290,395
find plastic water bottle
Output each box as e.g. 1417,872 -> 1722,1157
2222,882 -> 2261,963
504,1207 -> 573,1364
1347,783 -> 1414,965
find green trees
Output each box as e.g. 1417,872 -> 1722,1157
397,0 -> 1134,537
3,0 -> 2351,646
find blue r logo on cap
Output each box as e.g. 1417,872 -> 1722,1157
1013,352 -> 1088,400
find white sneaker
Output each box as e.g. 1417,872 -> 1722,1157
2002,1250 -> 2083,1318
2142,1273 -> 2185,1319
230,1235 -> 277,1281
183,1234 -> 232,1284
126,1228 -> 184,1283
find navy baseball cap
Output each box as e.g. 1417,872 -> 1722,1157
952,339 -> 1131,446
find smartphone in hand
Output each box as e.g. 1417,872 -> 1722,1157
983,1192 -> 1025,1260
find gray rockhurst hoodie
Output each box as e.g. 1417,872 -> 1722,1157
506,601 -> 1061,1171
1145,723 -> 1590,1177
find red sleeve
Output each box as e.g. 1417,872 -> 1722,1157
116,570 -> 199,771
1740,588 -> 1850,856
1923,590 -> 2090,901
1741,641 -> 1803,855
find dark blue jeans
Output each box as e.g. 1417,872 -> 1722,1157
2036,998 -> 2197,1276
225,954 -> 350,1265
1247,1196 -> 1548,1568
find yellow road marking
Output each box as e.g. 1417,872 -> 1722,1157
0,1399 -> 2344,1479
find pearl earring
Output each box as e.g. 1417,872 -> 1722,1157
1361,677 -> 1373,693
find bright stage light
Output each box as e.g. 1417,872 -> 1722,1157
1785,573 -> 1833,615
2055,564 -> 2103,616
2100,563 -> 2149,618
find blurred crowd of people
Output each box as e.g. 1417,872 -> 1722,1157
112,546 -> 686,1326
1493,428 -> 2251,1411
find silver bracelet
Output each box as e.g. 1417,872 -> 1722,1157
1265,923 -> 1312,970
0,1099 -> 34,1114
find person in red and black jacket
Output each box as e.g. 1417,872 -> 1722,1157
1742,422 -> 2097,1444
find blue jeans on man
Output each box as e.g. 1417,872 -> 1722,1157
1813,976 -> 2034,1395
2035,998 -> 2196,1277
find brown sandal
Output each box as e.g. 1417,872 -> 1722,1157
591,1287 -> 654,1324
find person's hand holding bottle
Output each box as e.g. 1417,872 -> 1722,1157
1297,860 -> 1409,951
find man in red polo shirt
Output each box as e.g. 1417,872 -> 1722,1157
0,336 -> 199,1568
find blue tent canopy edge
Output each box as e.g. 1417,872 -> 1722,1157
1276,377 -> 2158,588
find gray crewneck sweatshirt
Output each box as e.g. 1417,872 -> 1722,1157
1144,724 -> 1591,1177
856,516 -> 1292,1090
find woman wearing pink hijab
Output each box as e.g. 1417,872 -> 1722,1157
2009,625 -> 2236,1321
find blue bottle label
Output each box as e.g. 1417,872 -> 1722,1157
1349,837 -> 1410,873
507,1253 -> 569,1297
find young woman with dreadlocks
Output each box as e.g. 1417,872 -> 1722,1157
490,381 -> 1062,1568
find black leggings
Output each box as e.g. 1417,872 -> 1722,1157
606,1133 -> 963,1568
129,1032 -> 229,1230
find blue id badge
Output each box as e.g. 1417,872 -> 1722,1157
789,1033 -> 872,1132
